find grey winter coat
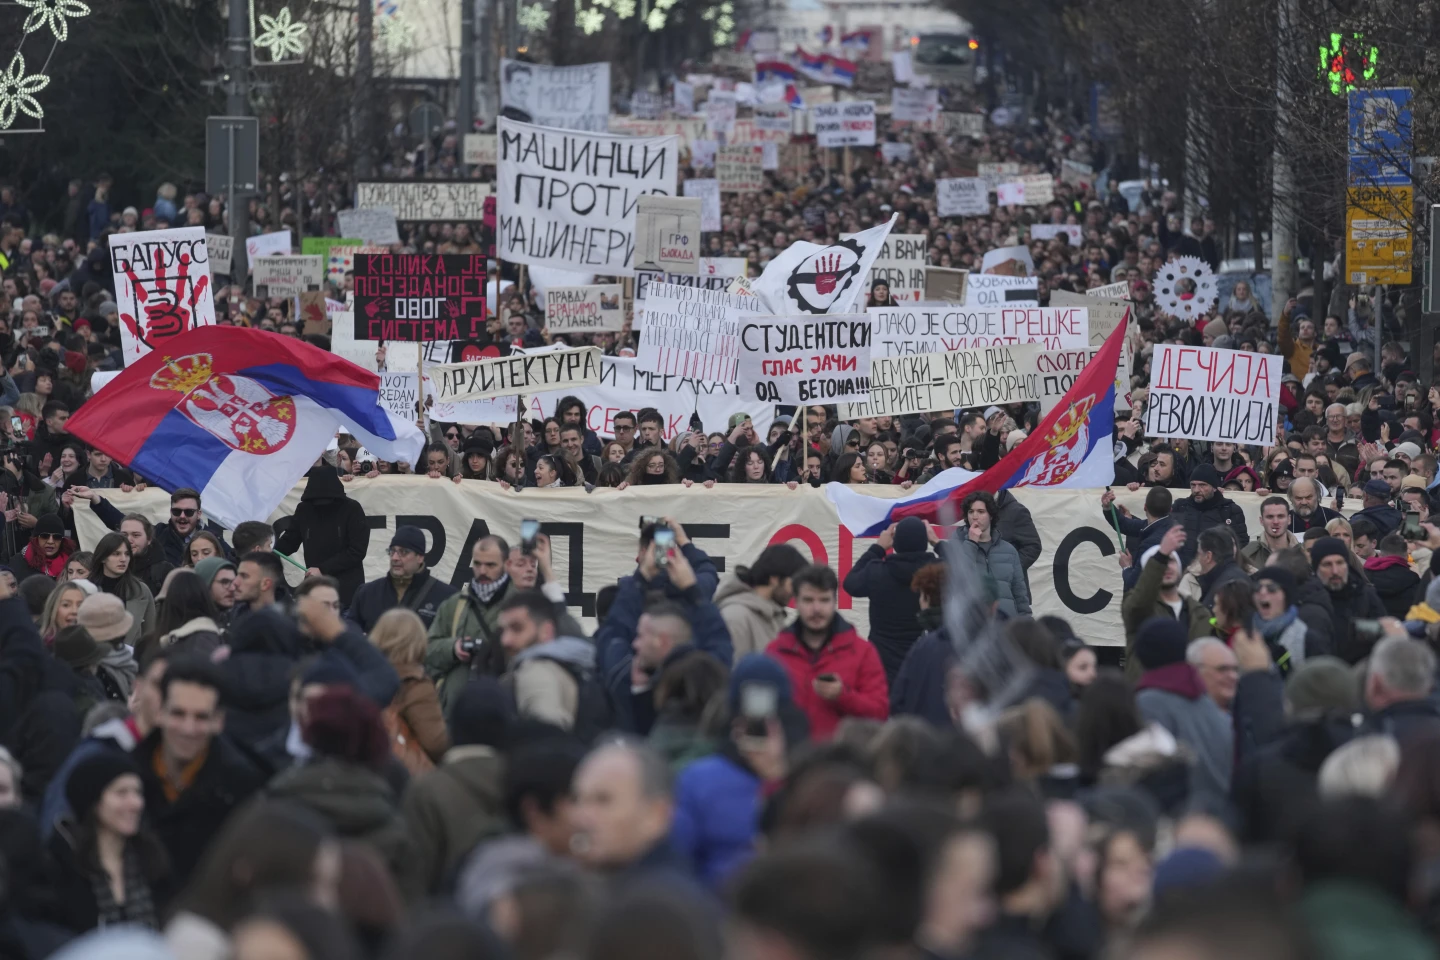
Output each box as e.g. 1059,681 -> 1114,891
509,636 -> 595,731
714,575 -> 788,663
954,537 -> 1030,616
1135,678 -> 1233,813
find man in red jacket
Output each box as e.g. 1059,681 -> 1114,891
765,565 -> 888,740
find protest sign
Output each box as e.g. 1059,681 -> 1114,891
108,227 -> 218,365
891,51 -> 913,83
432,347 -> 603,402
528,354 -> 771,441
462,133 -> 497,165
753,103 -> 792,136
496,117 -> 679,276
245,230 -> 292,262
379,371 -> 520,425
868,305 -> 1088,356
1144,344 -> 1280,445
206,234 -> 233,277
683,178 -> 721,232
634,196 -> 702,274
608,117 -> 707,149
737,315 -> 871,404
924,268 -> 968,303
1048,289 -> 1132,409
355,183 -> 490,222
378,371 -> 425,421
705,94 -> 737,137
936,178 -> 989,217
845,344 -> 1043,417
351,254 -> 487,341
996,182 -> 1025,206
1089,281 -> 1131,299
327,244 -> 385,286
252,255 -> 324,298
880,143 -> 913,163
980,245 -> 1035,276
964,274 -> 1038,307
298,292 -> 330,336
1030,224 -> 1082,246
813,102 -> 876,147
892,87 -> 939,124
978,161 -> 1020,189
301,237 -> 358,257
717,144 -> 765,193
940,112 -> 985,138
637,282 -> 753,383
1060,159 -> 1094,189
1019,173 -> 1055,205
632,91 -> 662,119
846,232 -> 926,302
673,81 -> 695,114
543,285 -> 625,333
691,139 -> 718,169
500,60 -> 610,132
762,142 -> 779,170
337,206 -> 402,244
634,257 -> 746,323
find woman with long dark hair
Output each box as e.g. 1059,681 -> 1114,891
624,449 -> 681,486
49,753 -> 169,933
729,446 -> 773,484
829,452 -> 868,485
89,532 -> 155,643
152,569 -> 223,658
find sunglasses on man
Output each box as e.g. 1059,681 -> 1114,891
171,507 -> 197,518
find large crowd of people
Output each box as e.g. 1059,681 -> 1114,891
1,62 -> 1440,960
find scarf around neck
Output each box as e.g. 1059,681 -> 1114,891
473,574 -> 509,603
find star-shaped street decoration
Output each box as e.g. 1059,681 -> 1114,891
254,6 -> 307,62
0,52 -> 49,130
516,3 -> 550,31
16,0 -> 91,42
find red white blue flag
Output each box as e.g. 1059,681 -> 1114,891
68,327 -> 425,528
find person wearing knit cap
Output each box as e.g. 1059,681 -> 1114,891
1131,616 -> 1234,811
49,750 -> 167,932
1170,462 -> 1248,568
1311,536 -> 1387,664
842,516 -> 938,684
1252,565 -> 1313,671
1201,317 -> 1228,346
1232,652 -> 1363,844
9,512 -> 73,581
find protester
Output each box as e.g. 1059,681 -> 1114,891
713,544 -> 807,663
275,466 -> 370,606
842,517 -> 938,683
346,526 -> 456,633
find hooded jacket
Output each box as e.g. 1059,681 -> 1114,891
1364,554 -> 1421,618
509,637 -> 598,733
399,744 -> 507,896
841,519 -> 936,683
1350,502 -> 1403,539
766,615 -> 888,740
1134,663 -> 1233,811
275,468 -> 371,605
714,575 -> 788,663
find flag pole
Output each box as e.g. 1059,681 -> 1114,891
274,550 -> 308,574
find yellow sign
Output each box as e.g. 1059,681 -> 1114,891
1346,185 -> 1413,284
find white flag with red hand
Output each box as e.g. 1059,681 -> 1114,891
751,214 -> 896,316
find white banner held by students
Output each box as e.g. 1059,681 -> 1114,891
634,195 -> 702,275
1144,344 -> 1280,445
854,344 -> 1043,417
813,102 -> 876,147
683,178 -> 721,232
964,274 -> 1038,307
109,227 -> 218,365
500,59 -> 611,132
737,314 -> 872,404
936,178 -> 989,217
432,347 -> 604,403
637,282 -> 751,383
496,117 -> 679,276
869,305 -> 1089,356
543,285 -> 625,333
252,255 -> 324,298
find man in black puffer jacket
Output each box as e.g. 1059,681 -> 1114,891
841,516 -> 937,684
1169,464 -> 1248,567
275,466 -> 371,607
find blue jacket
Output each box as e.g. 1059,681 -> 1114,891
671,750 -> 762,889
889,627 -> 954,728
595,543 -> 722,675
601,586 -> 733,733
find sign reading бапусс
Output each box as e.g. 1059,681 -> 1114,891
352,254 -> 487,341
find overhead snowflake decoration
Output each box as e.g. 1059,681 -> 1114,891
17,0 -> 90,42
575,6 -> 604,33
1153,255 -> 1219,321
516,3 -> 550,31
0,52 -> 49,130
375,12 -> 416,53
254,6 -> 307,61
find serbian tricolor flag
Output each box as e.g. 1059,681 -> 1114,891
786,84 -> 805,109
755,60 -> 797,83
840,29 -> 873,51
795,48 -> 826,76
734,29 -> 752,51
828,314 -> 1130,536
821,54 -> 857,86
68,327 -> 425,529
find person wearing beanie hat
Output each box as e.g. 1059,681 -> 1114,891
1170,462 -> 1249,569
1201,317 -> 1228,345
344,523 -> 457,633
1311,535 -> 1387,663
1122,525 -> 1211,682
841,516 -> 938,684
400,676 -> 514,894
1351,478 -> 1403,538
1232,654 -> 1362,844
49,750 -> 167,932
9,511 -> 73,581
1132,616 -> 1234,809
1252,565 -> 1313,671
192,556 -> 237,625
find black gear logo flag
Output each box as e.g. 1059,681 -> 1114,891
786,238 -> 864,314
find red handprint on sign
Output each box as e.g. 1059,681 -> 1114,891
119,251 -> 211,352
